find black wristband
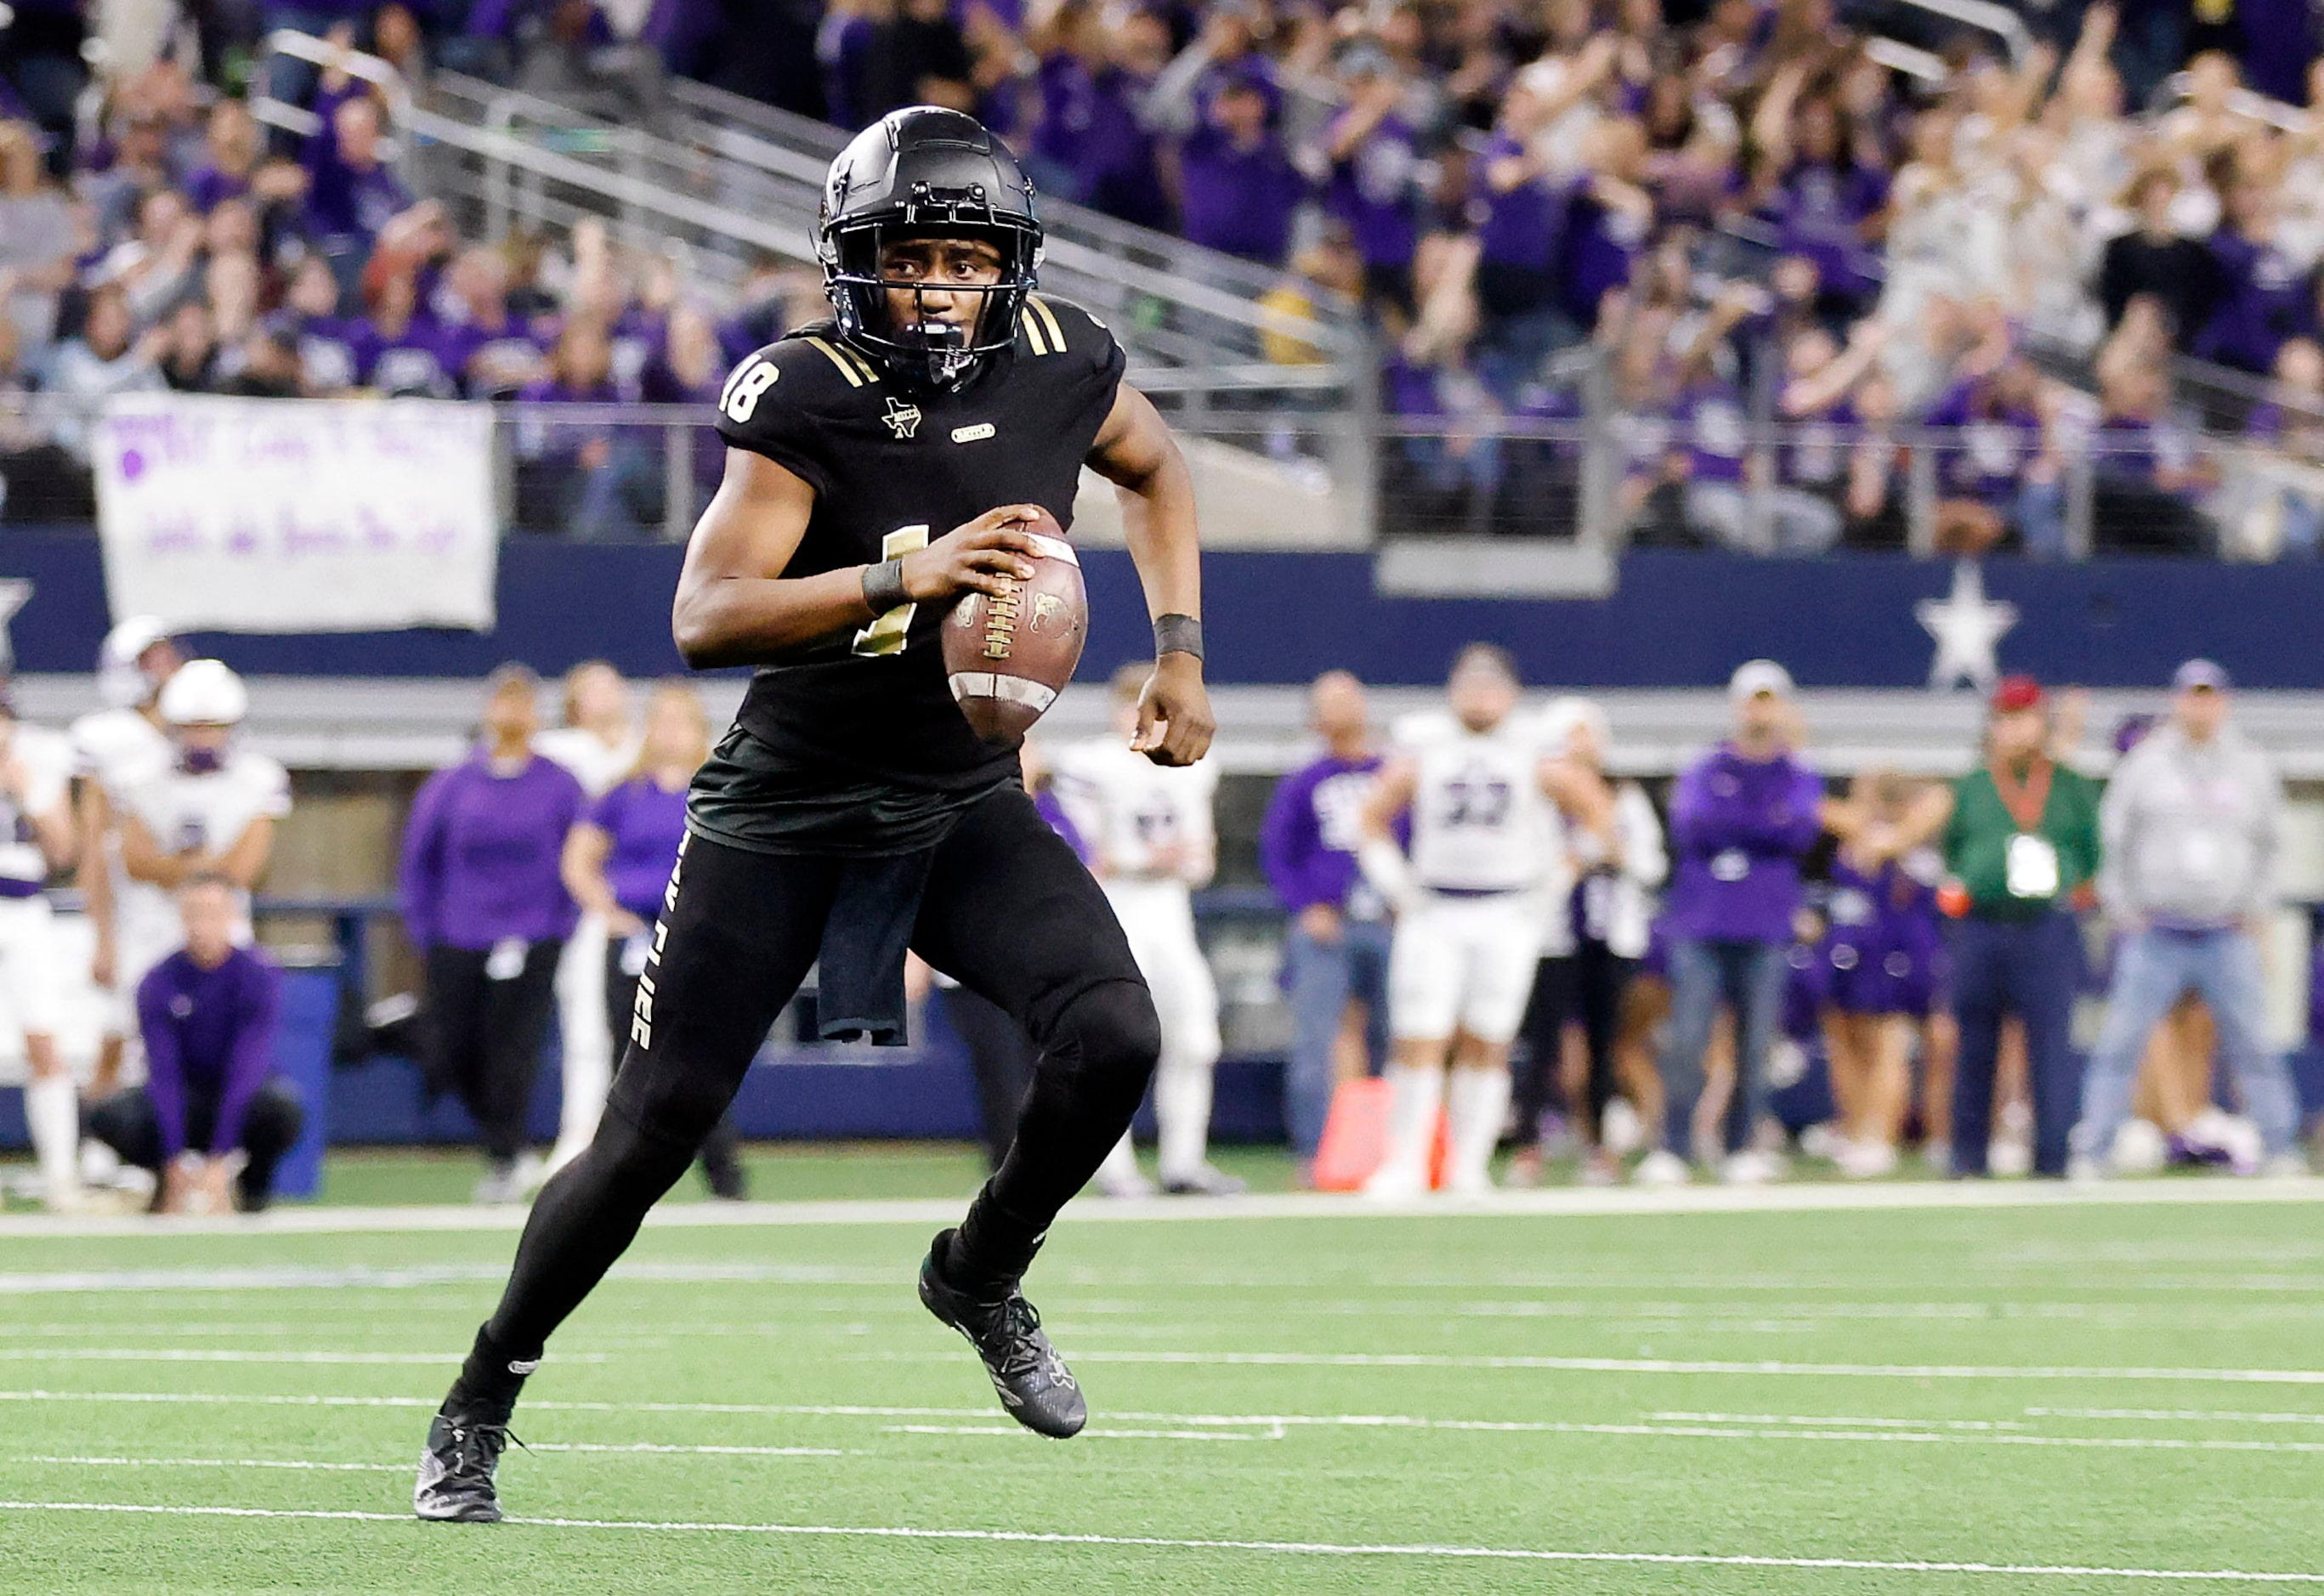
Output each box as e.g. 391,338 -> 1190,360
1153,613 -> 1203,662
861,557 -> 908,615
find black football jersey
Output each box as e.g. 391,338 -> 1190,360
690,296 -> 1125,855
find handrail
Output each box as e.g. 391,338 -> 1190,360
1854,0 -> 2031,63
666,76 -> 1295,299
249,29 -> 416,150
2146,71 -> 2310,133
425,69 -> 1357,359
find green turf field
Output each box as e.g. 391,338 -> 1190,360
3,1167 -> 2321,1593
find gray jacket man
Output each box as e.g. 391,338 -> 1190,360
2096,722 -> 2280,932
2076,661 -> 2304,1175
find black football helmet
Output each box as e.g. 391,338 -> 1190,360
817,107 -> 1044,389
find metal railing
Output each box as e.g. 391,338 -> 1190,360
8,386 -> 2317,556
664,76 -> 1327,338
402,64 -> 1362,377
1835,0 -> 2033,64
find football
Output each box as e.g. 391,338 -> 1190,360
941,507 -> 1088,744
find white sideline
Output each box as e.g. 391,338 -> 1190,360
2,1174 -> 2319,1237
0,1499 -> 2316,1582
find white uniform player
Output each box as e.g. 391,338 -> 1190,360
533,662 -> 641,1180
70,618 -> 180,1079
112,663 -> 289,1005
1055,677 -> 1236,1197
1357,645 -> 1606,1197
0,704 -> 80,1208
1386,713 -> 1562,1044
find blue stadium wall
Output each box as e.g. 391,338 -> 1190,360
9,529 -> 2324,687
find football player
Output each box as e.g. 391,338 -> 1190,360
1354,646 -> 1613,1197
69,618 -> 184,1106
417,106 -> 1213,1521
1055,664 -> 1237,1197
0,693 -> 81,1208
112,661 -> 289,985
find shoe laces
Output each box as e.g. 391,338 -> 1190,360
445,1419 -> 526,1474
983,1296 -> 1052,1380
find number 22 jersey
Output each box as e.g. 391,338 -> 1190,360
696,299 -> 1125,857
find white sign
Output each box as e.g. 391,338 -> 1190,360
94,394 -> 498,632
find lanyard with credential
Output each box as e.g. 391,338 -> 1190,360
1989,756 -> 2062,900
1987,756 -> 2053,834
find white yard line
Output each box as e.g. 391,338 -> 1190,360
525,1443 -> 843,1457
0,1349 -> 604,1366
888,1417 -> 2324,1455
0,1498 -> 2316,1582
873,1440 -> 1273,1449
0,1389 -> 434,1409
8,1387 -> 2318,1456
3,1176 -> 2319,1238
1045,1350 -> 2324,1384
2027,1408 -> 2324,1427
8,1446 -> 840,1464
0,1262 -> 899,1295
8,1261 -> 2317,1299
1652,1412 -> 2030,1430
14,1456 -> 406,1472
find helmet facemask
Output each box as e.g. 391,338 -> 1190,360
821,188 -> 1041,389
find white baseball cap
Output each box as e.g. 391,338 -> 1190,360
1728,659 -> 1795,702
1540,695 -> 1609,757
97,615 -> 176,709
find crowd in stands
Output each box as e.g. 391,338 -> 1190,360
4,0 -> 2324,552
807,0 -> 2324,554
0,9 -> 827,532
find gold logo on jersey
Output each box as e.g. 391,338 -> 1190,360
881,397 -> 922,440
950,422 -> 995,444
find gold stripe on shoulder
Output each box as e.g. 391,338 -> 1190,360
842,343 -> 881,383
1027,296 -> 1068,354
1022,310 -> 1050,357
802,337 -> 866,387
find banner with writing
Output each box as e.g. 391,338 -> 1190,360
94,394 -> 498,632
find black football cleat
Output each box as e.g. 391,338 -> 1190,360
414,1405 -> 516,1523
918,1229 -> 1087,1439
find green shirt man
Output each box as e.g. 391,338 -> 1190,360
1945,754 -> 2102,921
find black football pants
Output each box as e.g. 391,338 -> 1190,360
475,784 -> 1159,1364
423,940 -> 564,1165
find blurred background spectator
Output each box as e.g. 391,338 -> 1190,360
1261,670 -> 1391,1185
400,666 -> 583,1205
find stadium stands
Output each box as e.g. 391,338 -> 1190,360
7,0 -> 2324,549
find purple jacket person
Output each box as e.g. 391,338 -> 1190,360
1652,660 -> 1828,1170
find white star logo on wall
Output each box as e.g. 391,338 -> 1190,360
0,580 -> 30,674
1915,561 -> 2016,693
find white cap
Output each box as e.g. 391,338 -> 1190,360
1540,695 -> 1609,758
1728,659 -> 1795,702
97,615 -> 175,709
158,659 -> 248,728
